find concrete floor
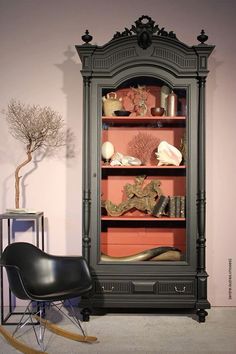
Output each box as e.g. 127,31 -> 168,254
0,307 -> 235,353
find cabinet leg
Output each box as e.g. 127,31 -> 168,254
80,307 -> 91,322
196,309 -> 208,323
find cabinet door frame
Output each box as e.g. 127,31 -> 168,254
87,68 -> 198,275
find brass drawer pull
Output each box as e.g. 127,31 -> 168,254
174,286 -> 186,293
101,286 -> 114,293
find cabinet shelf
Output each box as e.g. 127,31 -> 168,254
101,216 -> 186,221
101,164 -> 186,176
102,116 -> 186,126
101,165 -> 186,169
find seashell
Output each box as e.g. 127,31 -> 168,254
155,141 -> 182,166
111,152 -> 124,161
101,141 -> 115,160
110,159 -> 122,166
110,152 -> 123,165
120,156 -> 129,166
123,156 -> 142,166
110,152 -> 142,166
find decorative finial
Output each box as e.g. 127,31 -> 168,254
197,29 -> 208,44
81,30 -> 93,44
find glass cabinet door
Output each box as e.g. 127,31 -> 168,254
99,78 -> 187,263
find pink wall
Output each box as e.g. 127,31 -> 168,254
0,0 -> 235,306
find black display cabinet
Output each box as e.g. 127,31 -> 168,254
76,16 -> 214,322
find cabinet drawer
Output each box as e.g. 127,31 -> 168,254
157,280 -> 195,296
132,280 -> 156,293
95,280 -> 131,294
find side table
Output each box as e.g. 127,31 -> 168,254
0,212 -> 45,325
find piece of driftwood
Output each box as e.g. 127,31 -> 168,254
0,325 -> 45,354
102,175 -> 162,216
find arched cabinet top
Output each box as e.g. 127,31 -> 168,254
76,16 -> 215,79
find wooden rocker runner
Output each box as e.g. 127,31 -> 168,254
34,315 -> 97,343
0,320 -> 97,354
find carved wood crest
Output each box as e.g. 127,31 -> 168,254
112,15 -> 178,49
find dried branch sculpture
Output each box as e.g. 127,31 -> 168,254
102,175 -> 162,216
5,99 -> 66,209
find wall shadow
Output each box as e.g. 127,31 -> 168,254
205,53 -> 223,303
55,45 -> 83,255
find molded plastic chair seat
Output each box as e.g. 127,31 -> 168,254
0,242 -> 92,301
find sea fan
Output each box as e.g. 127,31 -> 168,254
127,132 -> 159,165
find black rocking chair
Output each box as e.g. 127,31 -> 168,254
0,242 -> 97,353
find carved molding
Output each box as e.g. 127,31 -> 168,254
83,55 -> 91,69
93,47 -> 136,69
93,46 -> 197,71
152,47 -> 197,69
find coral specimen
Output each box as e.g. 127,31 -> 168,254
127,132 -> 159,165
4,99 -> 66,208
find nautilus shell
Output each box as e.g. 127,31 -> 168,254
156,141 -> 182,166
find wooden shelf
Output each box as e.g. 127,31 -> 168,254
101,216 -> 186,221
102,116 -> 186,125
101,164 -> 186,169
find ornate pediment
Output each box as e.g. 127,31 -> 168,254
112,15 -> 178,49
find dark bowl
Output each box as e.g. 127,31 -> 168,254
151,107 -> 165,116
114,110 -> 131,117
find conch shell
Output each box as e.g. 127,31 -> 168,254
156,141 -> 182,166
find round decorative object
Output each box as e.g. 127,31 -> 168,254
151,107 -> 165,116
81,30 -> 93,44
101,141 -> 115,162
197,29 -> 208,44
114,110 -> 131,116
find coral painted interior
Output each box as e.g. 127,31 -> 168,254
114,86 -> 161,116
102,126 -> 185,165
101,227 -> 186,257
101,175 -> 185,205
100,85 -> 186,260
